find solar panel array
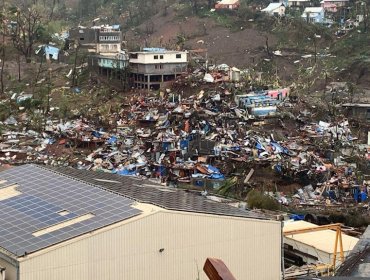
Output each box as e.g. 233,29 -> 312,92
0,165 -> 141,257
49,166 -> 266,220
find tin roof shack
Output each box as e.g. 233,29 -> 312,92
261,3 -> 286,16
129,48 -> 188,90
35,45 -> 60,61
283,221 -> 359,267
0,164 -> 282,280
343,103 -> 370,143
342,103 -> 370,123
215,0 -> 240,10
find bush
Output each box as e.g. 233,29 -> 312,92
247,189 -> 280,211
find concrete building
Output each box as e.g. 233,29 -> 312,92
284,221 -> 358,267
129,48 -> 188,90
0,165 -> 282,280
69,25 -> 122,53
215,0 -> 240,10
89,51 -> 129,81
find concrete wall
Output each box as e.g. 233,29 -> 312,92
18,209 -> 281,280
130,52 -> 187,64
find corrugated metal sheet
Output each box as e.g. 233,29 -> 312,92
19,209 -> 281,280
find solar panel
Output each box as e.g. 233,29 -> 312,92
0,165 -> 142,257
47,166 -> 267,220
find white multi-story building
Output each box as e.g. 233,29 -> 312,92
129,48 -> 188,90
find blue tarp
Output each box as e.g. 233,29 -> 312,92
180,139 -> 189,150
108,136 -> 118,144
206,165 -> 225,180
92,131 -> 102,138
208,173 -> 225,180
290,214 -> 305,221
271,142 -> 291,155
115,169 -> 136,176
162,142 -> 170,151
256,142 -> 265,150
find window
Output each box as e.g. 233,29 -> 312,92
154,55 -> 158,59
80,37 -> 84,41
367,109 -> 370,120
176,54 -> 182,59
160,55 -> 164,59
100,44 -> 109,50
130,53 -> 138,59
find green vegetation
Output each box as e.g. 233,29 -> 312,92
247,189 -> 281,211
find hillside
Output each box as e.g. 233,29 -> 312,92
118,1 -> 370,92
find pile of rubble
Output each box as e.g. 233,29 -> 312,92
0,84 -> 369,205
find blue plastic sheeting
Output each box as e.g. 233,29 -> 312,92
275,163 -> 283,174
108,136 -> 118,144
115,169 -> 136,176
157,165 -> 167,177
194,180 -> 205,187
206,165 -> 225,180
290,214 -> 305,221
361,192 -> 368,202
256,142 -> 265,150
207,165 -> 220,173
180,139 -> 189,150
209,173 -> 225,180
271,142 -> 291,155
92,131 -> 102,138
162,142 -> 171,151
45,138 -> 56,145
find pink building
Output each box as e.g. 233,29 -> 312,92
321,0 -> 349,12
215,0 -> 240,10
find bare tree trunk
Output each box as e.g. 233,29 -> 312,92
49,0 -> 56,20
72,45 -> 79,87
0,0 -> 5,96
17,53 -> 21,82
0,45 -> 5,96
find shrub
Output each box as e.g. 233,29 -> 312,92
247,189 -> 280,210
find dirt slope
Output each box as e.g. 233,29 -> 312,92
124,6 -> 276,68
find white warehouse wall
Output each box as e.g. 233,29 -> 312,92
18,208 -> 281,280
